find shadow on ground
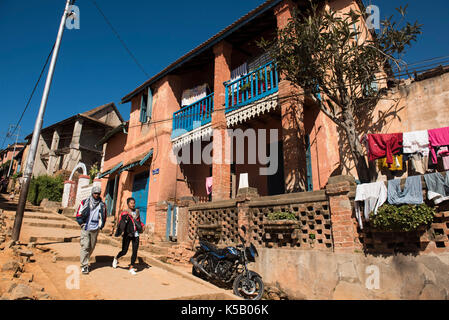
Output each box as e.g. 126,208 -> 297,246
89,256 -> 152,272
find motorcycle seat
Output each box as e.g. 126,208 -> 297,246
200,241 -> 229,257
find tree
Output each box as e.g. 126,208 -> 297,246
260,1 -> 422,182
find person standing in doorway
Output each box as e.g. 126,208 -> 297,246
76,186 -> 107,275
113,198 -> 145,275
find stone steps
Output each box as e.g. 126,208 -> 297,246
20,226 -> 82,244
23,221 -> 80,230
5,214 -> 68,222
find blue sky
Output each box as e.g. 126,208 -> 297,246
0,0 -> 448,146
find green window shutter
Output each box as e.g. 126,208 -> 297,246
147,87 -> 153,121
139,92 -> 147,123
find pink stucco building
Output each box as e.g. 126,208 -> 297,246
98,0 -> 449,244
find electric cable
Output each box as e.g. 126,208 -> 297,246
5,43 -> 55,148
89,0 -> 150,78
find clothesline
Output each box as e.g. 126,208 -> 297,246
363,125 -> 449,173
355,170 -> 449,230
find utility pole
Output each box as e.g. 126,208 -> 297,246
7,125 -> 20,178
12,0 -> 75,242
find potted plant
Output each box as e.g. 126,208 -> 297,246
369,203 -> 436,233
263,211 -> 299,229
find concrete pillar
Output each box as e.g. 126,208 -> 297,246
212,41 -> 233,201
154,202 -> 169,242
274,0 -> 307,193
70,119 -> 83,149
236,187 -> 259,243
176,197 -> 196,244
75,174 -> 90,211
325,176 -> 360,252
62,180 -> 76,208
100,143 -> 107,172
47,129 -> 60,175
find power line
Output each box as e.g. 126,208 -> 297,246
8,43 -> 55,141
20,55 -> 449,145
89,0 -> 150,78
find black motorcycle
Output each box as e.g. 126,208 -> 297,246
190,226 -> 264,300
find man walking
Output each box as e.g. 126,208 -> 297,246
76,186 -> 107,275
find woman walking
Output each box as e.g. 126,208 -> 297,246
113,197 -> 144,275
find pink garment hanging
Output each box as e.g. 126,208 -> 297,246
428,127 -> 449,164
206,177 -> 213,195
439,147 -> 449,170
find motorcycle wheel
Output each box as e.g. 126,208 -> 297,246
191,254 -> 208,279
233,273 -> 264,300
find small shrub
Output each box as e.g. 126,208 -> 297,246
0,160 -> 11,171
89,163 -> 100,183
27,175 -> 64,206
267,211 -> 297,221
369,204 -> 436,232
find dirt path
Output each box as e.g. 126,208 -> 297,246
0,196 -> 237,300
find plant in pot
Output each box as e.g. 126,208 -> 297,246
369,203 -> 436,233
264,211 -> 299,228
263,211 -> 299,245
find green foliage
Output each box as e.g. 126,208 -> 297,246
11,171 -> 22,187
12,172 -> 22,179
89,163 -> 100,183
259,1 -> 422,182
27,175 -> 64,206
0,160 -> 11,171
267,211 -> 298,221
369,204 -> 435,232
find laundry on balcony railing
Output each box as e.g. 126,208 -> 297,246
172,93 -> 214,139
225,61 -> 279,113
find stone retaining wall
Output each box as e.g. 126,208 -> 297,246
253,248 -> 449,300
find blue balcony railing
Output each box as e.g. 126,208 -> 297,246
171,93 -> 214,139
225,61 -> 279,113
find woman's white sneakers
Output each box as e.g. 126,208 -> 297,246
112,257 -> 136,275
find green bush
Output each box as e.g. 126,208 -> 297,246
89,163 -> 100,183
267,211 -> 298,221
0,160 -> 11,171
27,175 -> 64,206
369,204 -> 436,232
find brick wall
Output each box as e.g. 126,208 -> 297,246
185,175 -> 449,255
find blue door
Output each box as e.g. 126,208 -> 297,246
132,172 -> 149,225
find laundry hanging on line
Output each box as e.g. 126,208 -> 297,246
354,171 -> 448,229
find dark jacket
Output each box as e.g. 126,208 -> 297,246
114,210 -> 144,238
76,198 -> 107,230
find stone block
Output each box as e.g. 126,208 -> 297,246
18,250 -> 34,258
10,284 -> 33,300
2,261 -> 20,272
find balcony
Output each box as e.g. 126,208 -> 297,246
225,61 -> 279,113
171,61 -> 280,147
172,93 -> 214,139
